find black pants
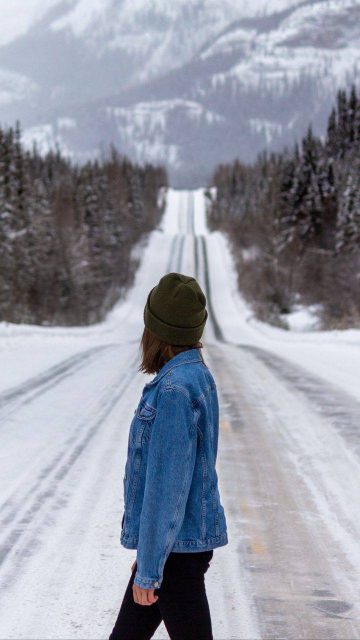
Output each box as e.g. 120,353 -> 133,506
109,550 -> 214,640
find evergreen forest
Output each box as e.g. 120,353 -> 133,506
0,124 -> 167,325
207,84 -> 360,329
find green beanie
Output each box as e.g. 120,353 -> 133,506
144,272 -> 208,345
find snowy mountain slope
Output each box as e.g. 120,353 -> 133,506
48,0 -> 304,81
200,0 -> 360,89
0,0 -> 301,107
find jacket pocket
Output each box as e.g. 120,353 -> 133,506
134,402 -> 157,446
129,402 -> 157,445
136,401 -> 157,421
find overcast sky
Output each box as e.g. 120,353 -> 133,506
0,0 -> 60,45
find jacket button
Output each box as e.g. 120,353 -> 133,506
154,581 -> 159,587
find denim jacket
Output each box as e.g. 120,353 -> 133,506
120,348 -> 228,589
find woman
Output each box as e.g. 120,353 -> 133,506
109,272 -> 228,640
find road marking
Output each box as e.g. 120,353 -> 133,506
220,418 -> 232,432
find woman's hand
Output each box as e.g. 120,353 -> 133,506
132,583 -> 159,606
131,559 -> 159,606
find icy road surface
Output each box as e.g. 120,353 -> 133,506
0,190 -> 360,639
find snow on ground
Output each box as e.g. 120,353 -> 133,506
280,303 -> 322,331
1,187 -> 360,639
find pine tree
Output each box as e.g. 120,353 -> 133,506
354,93 -> 360,145
336,88 -> 349,157
325,106 -> 337,157
0,127 -> 17,319
336,169 -> 360,253
348,84 -> 358,145
286,126 -> 324,249
276,146 -> 298,250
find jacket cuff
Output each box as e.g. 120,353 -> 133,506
133,572 -> 162,589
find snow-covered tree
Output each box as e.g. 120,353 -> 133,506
0,122 -> 167,325
336,170 -> 360,254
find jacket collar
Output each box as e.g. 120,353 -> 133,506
145,348 -> 202,387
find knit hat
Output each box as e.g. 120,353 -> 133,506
144,272 -> 208,345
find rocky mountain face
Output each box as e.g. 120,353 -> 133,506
0,0 -> 359,186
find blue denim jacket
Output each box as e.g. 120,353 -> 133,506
120,348 -> 228,589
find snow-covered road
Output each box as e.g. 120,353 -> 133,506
0,189 -> 360,639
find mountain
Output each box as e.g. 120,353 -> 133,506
0,0 -> 359,186
1,0 -> 298,108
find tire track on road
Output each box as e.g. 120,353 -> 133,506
165,191 -> 186,274
176,234 -> 185,272
241,344 -> 360,461
187,191 -> 195,236
198,234 -> 224,342
0,350 -> 139,587
165,235 -> 178,273
0,344 -> 115,425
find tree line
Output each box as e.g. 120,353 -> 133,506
207,83 -> 360,329
0,123 -> 167,325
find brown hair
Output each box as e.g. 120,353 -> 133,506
139,326 -> 205,375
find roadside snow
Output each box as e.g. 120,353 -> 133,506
280,304 -> 322,331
